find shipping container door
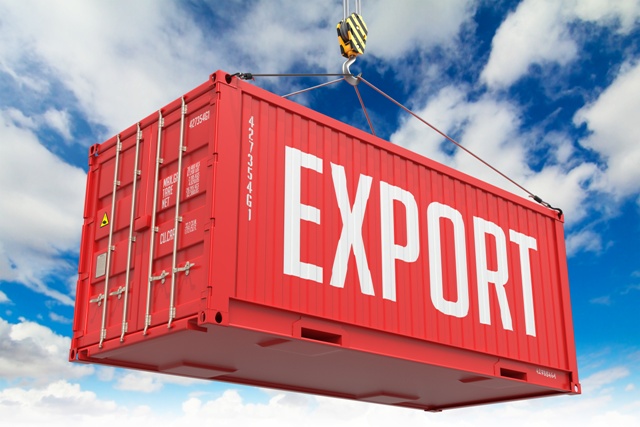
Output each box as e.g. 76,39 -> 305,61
143,93 -> 214,332
78,125 -> 149,347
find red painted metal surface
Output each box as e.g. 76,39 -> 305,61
70,70 -> 580,411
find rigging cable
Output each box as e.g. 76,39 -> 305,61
353,84 -> 376,135
357,76 -> 562,217
231,72 -> 347,79
282,78 -> 345,98
279,76 -> 376,135
231,72 -> 563,217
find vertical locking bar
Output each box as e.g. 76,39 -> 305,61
119,124 -> 142,342
99,135 -> 122,348
144,111 -> 164,335
168,98 -> 187,329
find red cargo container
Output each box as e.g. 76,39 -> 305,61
70,70 -> 580,411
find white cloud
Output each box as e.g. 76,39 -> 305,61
3,107 -> 73,140
366,0 -> 475,60
481,0 -> 576,89
115,372 -> 164,393
565,229 -> 603,257
574,61 -> 640,200
49,312 -> 72,324
114,370 -> 205,393
481,0 -> 640,89
0,317 -> 93,384
230,1 -> 337,74
42,108 -> 73,141
0,0 -> 226,135
218,0 -> 475,90
0,380 -> 159,427
389,85 -> 599,225
390,85 -> 469,165
392,85 -> 533,192
523,163 -> 600,224
541,132 -> 576,165
573,0 -> 640,34
590,295 -> 612,306
211,0 -> 469,96
0,110 -> 85,304
150,382 -> 640,427
0,0 -> 478,139
3,107 -> 36,128
0,60 -> 50,93
0,381 -> 116,418
96,366 -> 116,382
0,366 -> 639,427
581,366 -> 631,393
0,290 -> 9,304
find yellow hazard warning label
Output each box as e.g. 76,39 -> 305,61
101,213 -> 109,227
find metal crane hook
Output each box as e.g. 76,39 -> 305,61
342,56 -> 360,86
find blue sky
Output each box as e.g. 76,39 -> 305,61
0,0 -> 639,425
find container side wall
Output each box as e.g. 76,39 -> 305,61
232,79 -> 574,374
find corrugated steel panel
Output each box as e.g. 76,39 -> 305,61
70,70 -> 580,411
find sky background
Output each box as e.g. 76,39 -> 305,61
0,0 -> 639,425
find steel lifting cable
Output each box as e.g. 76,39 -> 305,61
353,84 -> 375,135
231,72 -> 347,79
235,71 -> 377,134
267,74 -> 376,134
232,72 -> 562,216
356,76 -> 562,216
282,77 -> 345,98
